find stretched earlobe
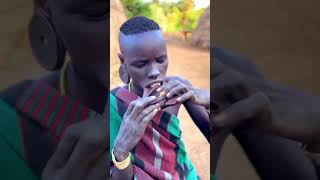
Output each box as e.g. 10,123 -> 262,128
29,7 -> 66,71
119,64 -> 130,84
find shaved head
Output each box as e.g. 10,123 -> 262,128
117,16 -> 168,96
120,16 -> 160,35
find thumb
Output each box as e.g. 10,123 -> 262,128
212,92 -> 269,129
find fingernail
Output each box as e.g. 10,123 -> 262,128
157,88 -> 161,92
166,93 -> 171,97
160,91 -> 166,96
177,97 -> 181,101
151,96 -> 156,99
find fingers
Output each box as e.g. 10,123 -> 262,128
64,133 -> 106,175
166,84 -> 187,98
130,96 -> 157,117
212,92 -> 269,129
212,71 -> 240,102
125,101 -> 135,115
136,103 -> 161,122
141,107 -> 159,127
176,91 -> 193,103
44,126 -> 80,172
157,81 -> 179,95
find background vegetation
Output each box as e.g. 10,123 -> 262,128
121,0 -> 205,33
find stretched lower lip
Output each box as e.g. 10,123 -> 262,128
147,82 -> 162,89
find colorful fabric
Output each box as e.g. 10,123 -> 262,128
0,98 -> 38,180
110,87 -> 198,180
0,81 -> 99,179
15,82 -> 97,143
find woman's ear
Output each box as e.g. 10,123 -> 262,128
118,53 -> 124,64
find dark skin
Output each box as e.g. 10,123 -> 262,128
112,30 -> 210,179
49,0 -> 108,113
213,59 -> 320,143
29,0 -> 109,179
212,48 -> 320,179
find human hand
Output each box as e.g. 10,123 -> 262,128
212,58 -> 274,131
113,94 -> 160,161
157,76 -> 210,107
42,110 -> 109,180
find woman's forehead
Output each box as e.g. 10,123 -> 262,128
120,31 -> 166,56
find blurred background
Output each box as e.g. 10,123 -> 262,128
111,0 -> 210,179
0,1 -> 45,89
213,0 -> 320,179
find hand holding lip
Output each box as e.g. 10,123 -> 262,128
144,84 -> 180,109
143,85 -> 160,98
42,113 -> 108,180
113,94 -> 161,161
156,76 -> 210,107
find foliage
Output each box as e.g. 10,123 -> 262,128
121,0 -> 205,32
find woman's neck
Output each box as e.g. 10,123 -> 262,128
130,82 -> 143,97
66,64 -> 107,113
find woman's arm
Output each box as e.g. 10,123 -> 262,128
213,61 -> 320,146
111,96 -> 160,180
111,160 -> 133,180
183,101 -> 210,141
213,47 -> 319,179
159,76 -> 210,141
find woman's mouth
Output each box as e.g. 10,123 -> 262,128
147,82 -> 162,89
144,81 -> 163,97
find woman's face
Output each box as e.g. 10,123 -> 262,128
119,30 -> 168,95
50,0 -> 109,88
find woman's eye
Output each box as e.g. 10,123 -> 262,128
135,63 -> 146,68
157,58 -> 166,63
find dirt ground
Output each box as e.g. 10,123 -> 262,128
111,40 -> 211,180
214,0 -> 320,179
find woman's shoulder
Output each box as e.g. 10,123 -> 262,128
0,72 -> 59,106
109,87 -> 121,112
109,91 -> 123,123
0,80 -> 34,107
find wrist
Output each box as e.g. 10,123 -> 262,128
113,146 -> 129,162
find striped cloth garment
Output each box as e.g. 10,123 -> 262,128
110,87 -> 198,180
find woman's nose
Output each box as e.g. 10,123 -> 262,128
148,65 -> 160,79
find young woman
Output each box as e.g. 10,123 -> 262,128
110,16 -> 210,180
